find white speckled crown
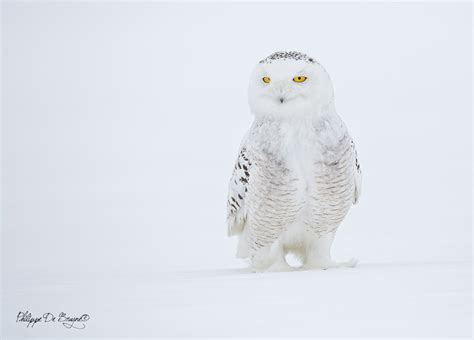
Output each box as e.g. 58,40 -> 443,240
259,51 -> 315,64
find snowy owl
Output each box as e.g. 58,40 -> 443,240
226,51 -> 362,272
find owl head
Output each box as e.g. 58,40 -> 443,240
248,51 -> 335,119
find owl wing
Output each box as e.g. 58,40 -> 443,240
351,139 -> 362,204
227,144 -> 252,236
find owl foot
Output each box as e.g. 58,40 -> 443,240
251,256 -> 294,273
266,259 -> 294,272
250,240 -> 294,272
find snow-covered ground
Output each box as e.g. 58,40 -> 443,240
3,260 -> 471,338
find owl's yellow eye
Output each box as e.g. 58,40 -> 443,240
262,76 -> 271,84
293,76 -> 307,83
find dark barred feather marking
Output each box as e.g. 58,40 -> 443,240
227,146 -> 252,235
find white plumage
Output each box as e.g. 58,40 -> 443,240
227,51 -> 361,272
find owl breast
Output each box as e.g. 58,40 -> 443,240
244,117 -> 356,256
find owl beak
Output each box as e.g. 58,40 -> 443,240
279,97 -> 285,103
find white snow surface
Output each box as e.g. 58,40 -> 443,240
3,260 -> 471,338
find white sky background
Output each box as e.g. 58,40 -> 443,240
2,2 -> 472,277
